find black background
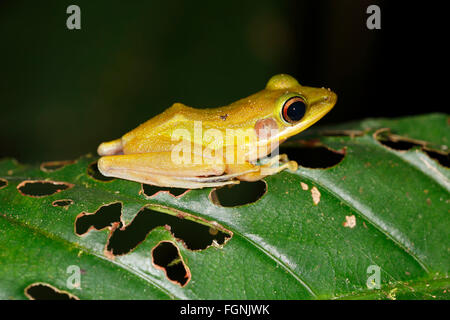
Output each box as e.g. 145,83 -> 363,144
0,1 -> 446,162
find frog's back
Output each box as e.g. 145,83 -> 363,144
121,104 -> 216,154
121,99 -> 269,154
123,103 -> 234,137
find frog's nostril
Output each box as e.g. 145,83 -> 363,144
323,92 -> 337,107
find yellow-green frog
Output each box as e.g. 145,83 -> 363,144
97,74 -> 337,188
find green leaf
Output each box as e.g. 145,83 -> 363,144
0,113 -> 449,300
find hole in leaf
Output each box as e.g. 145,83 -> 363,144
52,199 -> 74,208
209,180 -> 266,207
24,283 -> 79,300
40,160 -> 75,172
17,180 -> 74,197
152,241 -> 191,287
142,184 -> 189,198
279,145 -> 345,169
374,129 -> 426,151
106,206 -> 231,255
423,149 -> 450,168
75,202 -> 122,235
87,161 -> 115,182
320,129 -> 364,137
377,138 -> 421,151
0,178 -> 7,190
375,129 -> 449,168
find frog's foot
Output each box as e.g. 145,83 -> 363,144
225,155 -> 298,182
262,153 -> 289,166
180,168 -> 258,183
145,175 -> 240,189
259,153 -> 297,176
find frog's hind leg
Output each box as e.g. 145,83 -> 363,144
97,139 -> 124,156
180,169 -> 259,182
97,152 -> 237,189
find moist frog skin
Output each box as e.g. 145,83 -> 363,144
97,74 -> 337,188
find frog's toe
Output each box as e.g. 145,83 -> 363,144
97,156 -> 114,177
97,139 -> 123,156
287,160 -> 298,172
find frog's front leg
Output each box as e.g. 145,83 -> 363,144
98,151 -> 238,189
225,154 -> 298,182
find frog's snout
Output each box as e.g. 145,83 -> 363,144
327,93 -> 337,110
304,88 -> 337,124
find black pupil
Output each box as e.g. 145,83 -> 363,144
286,99 -> 306,122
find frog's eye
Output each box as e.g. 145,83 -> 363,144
281,96 -> 306,124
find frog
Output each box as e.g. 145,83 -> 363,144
97,74 -> 337,189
